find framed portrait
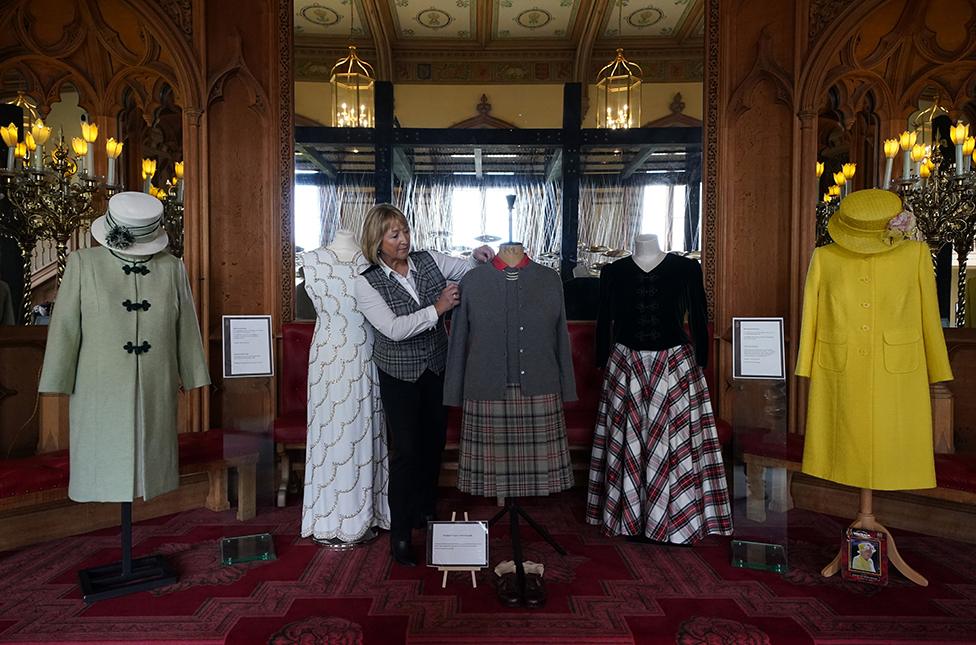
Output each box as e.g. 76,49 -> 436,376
841,528 -> 888,585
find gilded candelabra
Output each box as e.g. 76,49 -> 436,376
0,129 -> 117,323
162,192 -> 184,258
895,145 -> 976,327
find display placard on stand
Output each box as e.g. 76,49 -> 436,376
222,315 -> 274,378
730,317 -> 790,574
426,512 -> 488,588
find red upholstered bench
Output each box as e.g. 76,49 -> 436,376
0,428 -> 257,551
275,321 -> 732,501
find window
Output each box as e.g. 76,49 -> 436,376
294,184 -> 321,254
450,186 -> 513,250
640,183 -> 695,252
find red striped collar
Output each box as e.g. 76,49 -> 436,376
491,254 -> 530,270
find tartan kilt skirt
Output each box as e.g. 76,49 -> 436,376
457,385 -> 574,498
585,343 -> 732,544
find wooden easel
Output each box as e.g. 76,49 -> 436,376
821,488 -> 928,586
437,512 -> 479,589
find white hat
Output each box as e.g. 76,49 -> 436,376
91,192 -> 169,256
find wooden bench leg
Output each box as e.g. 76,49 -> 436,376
236,460 -> 257,521
206,466 -> 231,512
746,461 -> 767,523
276,443 -> 290,508
768,467 -> 793,514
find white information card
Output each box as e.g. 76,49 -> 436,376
427,521 -> 489,568
732,317 -> 786,380
222,315 -> 274,378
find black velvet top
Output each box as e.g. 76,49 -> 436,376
595,254 -> 709,369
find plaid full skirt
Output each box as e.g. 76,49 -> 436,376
585,343 -> 732,544
458,385 -> 574,498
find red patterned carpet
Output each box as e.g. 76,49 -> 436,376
1,490 -> 975,644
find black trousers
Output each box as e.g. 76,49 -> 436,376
377,368 -> 448,541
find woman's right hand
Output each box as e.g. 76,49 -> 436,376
434,283 -> 461,315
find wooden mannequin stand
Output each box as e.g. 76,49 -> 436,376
821,488 -> 928,587
78,502 -> 178,602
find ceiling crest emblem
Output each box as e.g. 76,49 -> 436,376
516,8 -> 553,29
300,3 -> 342,26
628,6 -> 664,29
416,8 -> 453,30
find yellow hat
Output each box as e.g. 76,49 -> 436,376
827,189 -> 905,255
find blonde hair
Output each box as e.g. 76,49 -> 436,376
360,203 -> 409,265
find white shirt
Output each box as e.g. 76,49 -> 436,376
354,251 -> 476,341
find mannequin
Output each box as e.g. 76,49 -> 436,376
328,229 -> 360,263
497,242 -> 526,267
632,234 -> 667,272
300,228 -> 390,545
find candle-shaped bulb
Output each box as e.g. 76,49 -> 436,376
141,158 -> 157,180
964,137 -> 976,157
910,143 -> 926,163
0,123 -> 17,147
828,184 -> 841,198
883,138 -> 899,158
81,121 -> 98,144
832,171 -> 846,187
899,130 -> 917,151
949,122 -> 969,145
31,119 -> 51,146
823,192 -> 832,203
13,142 -> 27,160
816,161 -> 824,178
174,161 -> 184,180
24,132 -> 36,152
919,162 -> 931,179
842,162 -> 856,180
105,138 -> 124,159
71,137 -> 88,156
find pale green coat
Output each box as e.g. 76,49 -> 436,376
38,247 -> 210,502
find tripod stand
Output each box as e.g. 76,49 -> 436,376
77,502 -> 178,602
488,497 -> 566,604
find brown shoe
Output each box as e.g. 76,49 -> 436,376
523,573 -> 546,608
495,572 -> 521,608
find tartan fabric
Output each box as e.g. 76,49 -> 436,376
362,251 -> 448,382
458,385 -> 574,498
585,343 -> 732,544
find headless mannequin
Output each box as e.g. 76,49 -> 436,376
327,229 -> 360,263
632,234 -> 667,272
497,242 -> 526,267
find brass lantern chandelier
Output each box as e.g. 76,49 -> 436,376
596,3 -> 642,129
329,4 -> 375,128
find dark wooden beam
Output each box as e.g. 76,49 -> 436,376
393,146 -> 413,183
374,81 -> 394,203
561,83 -> 582,279
620,146 -> 658,179
545,148 -> 563,183
295,143 -> 338,179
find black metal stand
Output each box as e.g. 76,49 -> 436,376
77,502 -> 178,603
488,497 -> 566,604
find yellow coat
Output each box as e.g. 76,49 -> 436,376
796,241 -> 952,490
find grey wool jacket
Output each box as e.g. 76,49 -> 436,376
443,260 -> 577,406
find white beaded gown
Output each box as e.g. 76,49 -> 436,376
301,246 -> 391,541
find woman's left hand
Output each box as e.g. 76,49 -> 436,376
472,245 -> 496,263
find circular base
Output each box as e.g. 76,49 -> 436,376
311,527 -> 380,550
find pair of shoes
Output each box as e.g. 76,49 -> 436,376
523,573 -> 546,608
390,537 -> 417,567
413,513 -> 437,529
495,572 -> 521,608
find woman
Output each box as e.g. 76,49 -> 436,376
354,204 -> 494,566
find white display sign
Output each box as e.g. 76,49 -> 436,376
222,315 -> 274,378
427,521 -> 489,568
732,317 -> 786,380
